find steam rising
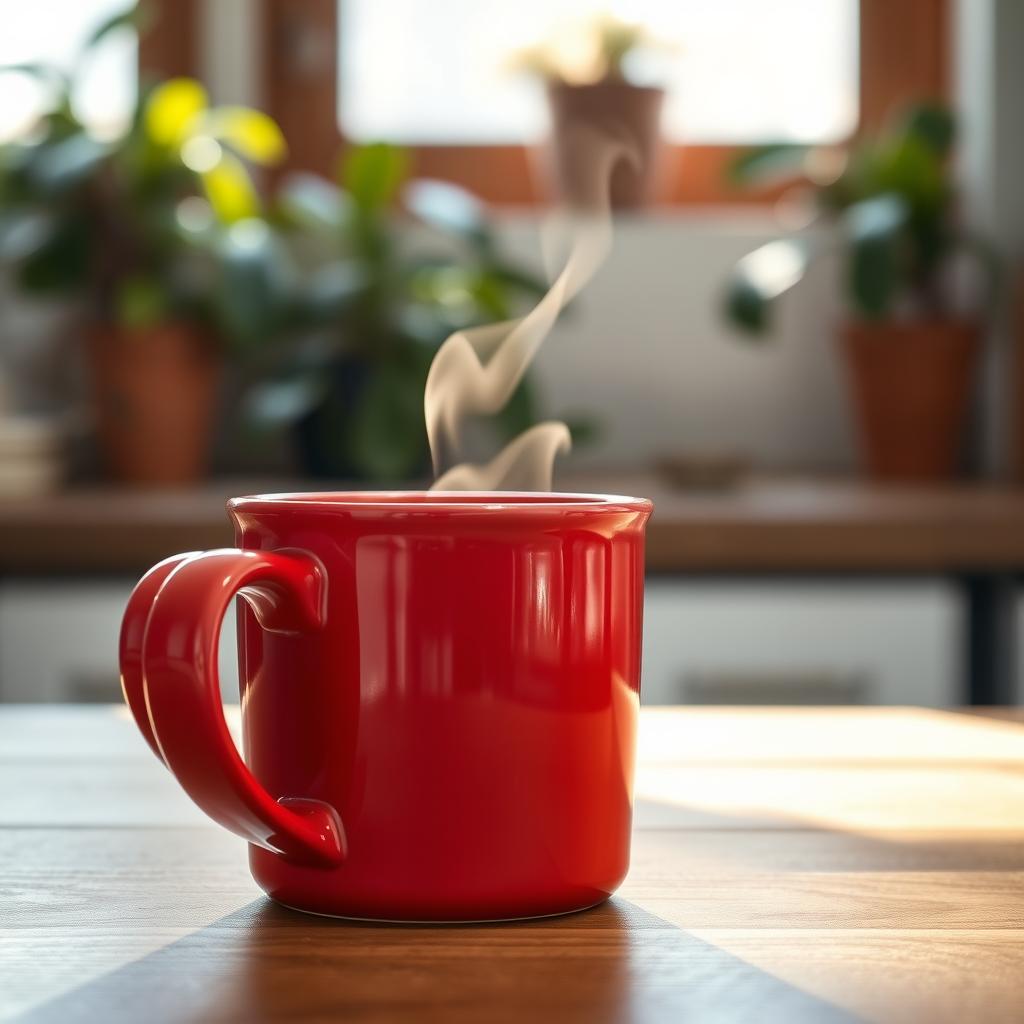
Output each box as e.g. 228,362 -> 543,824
426,125 -> 632,491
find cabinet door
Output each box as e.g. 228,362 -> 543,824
0,581 -> 239,703
642,580 -> 959,707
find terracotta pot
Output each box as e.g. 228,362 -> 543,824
89,323 -> 220,487
841,320 -> 980,481
545,82 -> 664,209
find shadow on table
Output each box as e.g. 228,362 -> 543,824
19,897 -> 856,1024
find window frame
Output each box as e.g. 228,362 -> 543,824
263,0 -> 948,206
139,0 -> 200,81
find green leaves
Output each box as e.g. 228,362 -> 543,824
0,61 -> 71,97
853,136 -> 945,215
298,263 -> 367,324
723,199 -> 910,328
28,133 -> 108,194
15,214 -> 91,294
347,359 -> 428,480
142,78 -> 285,225
724,239 -> 810,335
485,260 -> 550,299
144,78 -> 207,147
195,107 -> 287,165
115,275 -> 167,328
200,152 -> 261,223
0,209 -> 54,262
84,3 -> 148,50
86,2 -> 148,51
844,195 -> 908,318
0,54 -> 296,338
725,277 -> 770,334
0,52 -> 548,482
214,219 -> 292,346
724,101 -> 994,331
405,178 -> 490,245
727,144 -> 809,188
278,172 -> 350,232
902,103 -> 955,157
244,375 -> 327,427
495,377 -> 538,442
341,143 -> 409,212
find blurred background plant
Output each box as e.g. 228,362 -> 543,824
0,4 -> 552,485
243,142 -> 550,482
0,12 -> 286,339
508,12 -> 673,86
723,103 -> 1000,482
0,2 -> 290,485
724,103 -> 996,331
510,13 -> 674,209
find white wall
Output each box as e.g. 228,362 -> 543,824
497,215 -> 853,471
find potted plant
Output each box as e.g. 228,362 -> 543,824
0,9 -> 286,486
723,104 -> 998,481
242,143 -> 551,482
511,14 -> 670,209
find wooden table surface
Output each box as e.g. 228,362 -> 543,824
3,474 -> 1024,574
3,706 -> 1024,1023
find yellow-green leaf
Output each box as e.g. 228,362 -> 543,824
196,107 -> 287,165
115,275 -> 166,328
342,143 -> 409,210
201,152 -> 260,223
145,78 -> 209,147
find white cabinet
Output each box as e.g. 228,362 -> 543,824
0,580 -> 238,703
0,577 -> 982,707
642,580 -> 960,707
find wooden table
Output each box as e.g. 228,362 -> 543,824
3,705 -> 1023,1023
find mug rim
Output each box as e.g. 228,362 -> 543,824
228,491 -> 652,516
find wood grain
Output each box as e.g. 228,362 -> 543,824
2,707 -> 1024,1023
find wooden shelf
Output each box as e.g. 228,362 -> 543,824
2,474 -> 1024,575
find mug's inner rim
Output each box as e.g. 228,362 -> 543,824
229,491 -> 649,511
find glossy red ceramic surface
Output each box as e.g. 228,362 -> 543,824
121,492 -> 651,921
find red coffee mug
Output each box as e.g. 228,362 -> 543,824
120,492 -> 651,921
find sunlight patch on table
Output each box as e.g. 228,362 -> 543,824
637,707 -> 1024,765
634,763 -> 1024,833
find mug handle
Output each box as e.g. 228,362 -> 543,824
120,548 -> 346,868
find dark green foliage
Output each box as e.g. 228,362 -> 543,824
1,7 -> 553,483
723,103 -> 996,335
726,143 -> 808,187
725,276 -> 771,333
246,145 -> 550,482
342,143 -> 409,213
0,4 -> 286,337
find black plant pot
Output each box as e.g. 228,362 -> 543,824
293,356 -> 371,480
293,355 -> 432,483
293,352 -> 536,484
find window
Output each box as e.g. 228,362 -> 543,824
0,0 -> 137,142
265,0 -> 948,206
339,0 -> 859,146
